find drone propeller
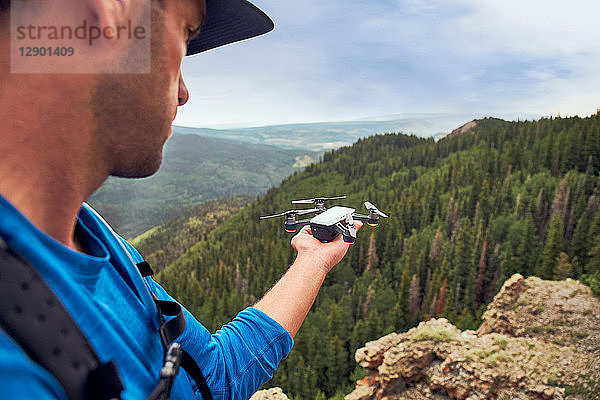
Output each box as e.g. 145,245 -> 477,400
292,195 -> 347,205
260,208 -> 319,219
364,201 -> 389,218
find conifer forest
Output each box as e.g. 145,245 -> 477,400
155,114 -> 600,399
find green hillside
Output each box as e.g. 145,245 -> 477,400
88,133 -> 318,237
157,114 -> 600,399
131,196 -> 252,274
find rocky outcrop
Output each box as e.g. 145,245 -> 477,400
445,120 -> 477,138
250,387 -> 289,400
346,274 -> 600,400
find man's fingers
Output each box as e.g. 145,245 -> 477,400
292,220 -> 364,249
300,225 -> 312,235
291,225 -> 314,248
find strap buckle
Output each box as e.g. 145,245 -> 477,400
160,343 -> 183,379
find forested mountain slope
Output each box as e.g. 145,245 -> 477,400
157,114 -> 600,399
131,196 -> 253,273
88,133 -> 318,237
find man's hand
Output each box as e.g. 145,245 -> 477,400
254,221 -> 362,337
291,222 -> 363,275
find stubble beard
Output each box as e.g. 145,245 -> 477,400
90,4 -> 172,179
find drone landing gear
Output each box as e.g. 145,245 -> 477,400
342,235 -> 355,245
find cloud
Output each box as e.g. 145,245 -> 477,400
175,0 -> 600,128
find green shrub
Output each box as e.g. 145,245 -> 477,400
493,336 -> 508,350
412,328 -> 456,343
582,272 -> 600,296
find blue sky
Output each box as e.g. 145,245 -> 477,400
175,0 -> 600,128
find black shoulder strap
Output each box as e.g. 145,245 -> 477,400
136,261 -> 155,277
0,238 -> 124,400
0,236 -> 212,400
137,263 -> 214,400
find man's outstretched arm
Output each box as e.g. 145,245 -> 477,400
254,222 -> 362,338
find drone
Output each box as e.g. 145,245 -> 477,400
260,196 -> 388,244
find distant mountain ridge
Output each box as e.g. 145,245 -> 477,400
175,113 -> 541,151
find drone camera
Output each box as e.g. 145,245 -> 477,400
310,223 -> 341,243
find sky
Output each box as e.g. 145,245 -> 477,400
174,0 -> 600,129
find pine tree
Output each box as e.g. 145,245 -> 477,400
586,211 -> 600,274
363,284 -> 375,319
456,308 -> 477,330
435,279 -> 448,317
550,176 -> 570,227
396,266 -> 411,331
536,188 -> 548,236
428,293 -> 438,319
538,212 -> 564,279
420,268 -> 432,316
520,202 -> 541,276
452,221 -> 474,312
408,274 -> 421,324
554,252 -> 574,279
430,227 -> 443,262
474,240 -> 487,304
324,335 -> 347,396
366,231 -> 379,275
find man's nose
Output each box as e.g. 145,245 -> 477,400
178,74 -> 189,106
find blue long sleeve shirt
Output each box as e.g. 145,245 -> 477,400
0,194 -> 293,399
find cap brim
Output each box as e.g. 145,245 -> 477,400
186,0 -> 274,55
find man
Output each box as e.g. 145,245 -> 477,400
0,0 -> 360,398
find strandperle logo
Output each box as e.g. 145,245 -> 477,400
15,20 -> 147,46
10,0 -> 150,74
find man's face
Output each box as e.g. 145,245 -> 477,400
91,0 -> 206,179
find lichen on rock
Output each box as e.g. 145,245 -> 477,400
250,387 -> 290,400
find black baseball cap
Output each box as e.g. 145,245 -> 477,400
186,0 -> 274,55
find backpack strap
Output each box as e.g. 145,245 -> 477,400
0,235 -> 212,400
0,237 -> 124,400
137,262 -> 214,400
136,261 -> 155,278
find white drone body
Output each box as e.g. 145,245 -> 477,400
310,206 -> 357,243
310,206 -> 355,225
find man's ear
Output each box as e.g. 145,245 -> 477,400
87,0 -> 130,29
